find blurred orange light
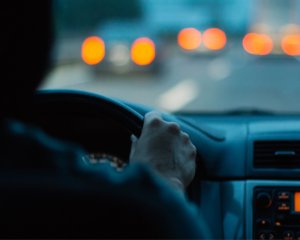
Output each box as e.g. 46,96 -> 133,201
243,33 -> 264,54
178,28 -> 201,50
131,37 -> 155,65
82,37 -> 105,65
243,33 -> 273,55
203,28 -> 227,50
258,34 -> 273,55
295,192 -> 300,212
281,35 -> 300,56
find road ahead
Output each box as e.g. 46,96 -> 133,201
40,50 -> 300,113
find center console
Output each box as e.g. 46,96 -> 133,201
253,188 -> 300,239
246,181 -> 300,240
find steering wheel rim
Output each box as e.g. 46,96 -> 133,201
29,90 -> 144,138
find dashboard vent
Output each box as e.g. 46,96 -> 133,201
253,141 -> 300,168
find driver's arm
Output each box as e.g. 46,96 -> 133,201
0,114 -> 207,239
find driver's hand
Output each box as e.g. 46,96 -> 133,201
130,111 -> 196,194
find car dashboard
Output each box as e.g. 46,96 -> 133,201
27,100 -> 300,240
177,114 -> 300,239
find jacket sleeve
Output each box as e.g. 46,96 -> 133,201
0,120 -> 209,239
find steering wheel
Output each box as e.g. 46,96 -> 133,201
29,90 -> 144,138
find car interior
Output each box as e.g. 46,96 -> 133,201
24,87 -> 300,239
14,0 -> 300,239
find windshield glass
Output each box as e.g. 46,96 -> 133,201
40,0 -> 300,113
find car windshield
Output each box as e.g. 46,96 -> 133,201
40,0 -> 300,114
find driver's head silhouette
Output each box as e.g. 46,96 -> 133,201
0,1 -> 52,120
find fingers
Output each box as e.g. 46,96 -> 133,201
133,110 -> 197,190
144,110 -> 197,159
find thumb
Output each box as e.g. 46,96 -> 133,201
129,135 -> 138,161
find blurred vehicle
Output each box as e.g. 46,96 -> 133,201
243,0 -> 300,57
177,27 -> 228,57
86,20 -> 164,75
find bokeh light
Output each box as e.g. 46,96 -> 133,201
82,37 -> 105,65
203,28 -> 226,50
131,38 -> 156,65
243,33 -> 264,54
258,34 -> 273,55
243,33 -> 273,55
281,35 -> 300,56
178,28 -> 201,50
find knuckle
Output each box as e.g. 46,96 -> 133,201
190,145 -> 197,158
182,133 -> 190,142
148,117 -> 162,127
168,123 -> 181,134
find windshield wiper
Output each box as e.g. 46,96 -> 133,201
224,108 -> 275,116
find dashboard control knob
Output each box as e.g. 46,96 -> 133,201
283,231 -> 294,240
258,231 -> 275,240
257,192 -> 272,208
259,232 -> 266,240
